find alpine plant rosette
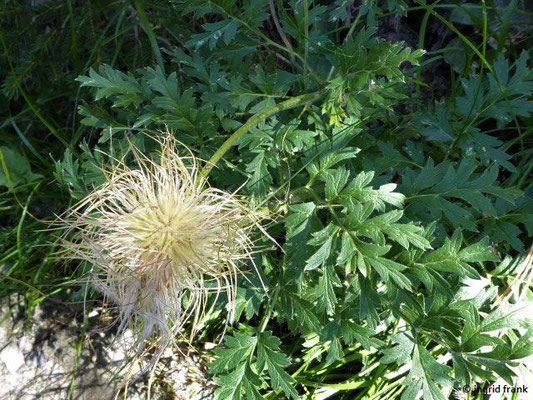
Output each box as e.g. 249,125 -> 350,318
58,134 -> 263,351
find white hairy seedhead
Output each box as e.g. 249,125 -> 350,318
57,133 -> 262,352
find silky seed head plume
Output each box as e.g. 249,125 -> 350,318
57,134 -> 263,351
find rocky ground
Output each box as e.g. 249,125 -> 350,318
0,295 -> 216,400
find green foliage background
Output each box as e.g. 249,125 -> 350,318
1,1 -> 533,399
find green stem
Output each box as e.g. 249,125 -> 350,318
16,183 -> 40,274
258,286 -> 280,333
270,0 -> 295,67
19,86 -> 70,149
481,0 -> 488,64
412,0 -> 494,74
133,0 -> 164,72
210,2 -> 322,84
200,90 -> 325,181
0,32 -> 70,149
415,10 -> 431,102
303,0 -> 309,88
327,8 -> 363,81
517,160 -> 533,189
66,0 -> 80,72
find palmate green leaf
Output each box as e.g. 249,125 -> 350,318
307,147 -> 360,180
384,223 -> 432,250
234,280 -> 265,321
328,26 -> 423,86
208,68 -> 295,115
442,301 -> 531,384
77,104 -> 116,128
257,332 -> 299,399
214,75 -> 266,112
168,49 -> 222,93
359,210 -> 431,250
186,19 -> 241,50
285,203 -> 316,232
210,332 -> 257,374
483,219 -> 525,252
477,190 -> 533,252
322,27 -> 424,123
321,321 -> 345,364
325,167 -> 351,200
456,73 -> 485,119
215,364 -> 246,400
237,121 -> 274,150
245,150 -> 275,196
248,66 -> 295,97
340,320 -> 384,350
419,102 -> 454,142
509,328 -> 533,360
212,331 -> 299,399
461,333 -> 504,353
304,236 -> 334,271
462,130 -> 516,172
305,224 -> 339,271
316,263 -> 342,314
142,66 -> 180,111
380,332 -> 415,365
76,65 -> 145,108
280,292 -> 322,334
457,237 -> 499,263
280,1 -> 329,45
156,88 -> 217,137
215,363 -> 263,400
358,276 -> 381,329
464,347 -> 515,384
368,257 -> 412,290
409,264 -> 454,296
340,171 -> 405,211
284,202 -> 316,276
273,121 -> 317,154
402,344 -> 452,400
336,230 -> 358,266
187,0 -> 269,29
212,331 -> 264,400
304,125 -> 361,179
415,230 -> 490,279
242,374 -> 264,400
448,301 -> 481,344
54,148 -> 88,200
320,319 -> 383,364
480,303 -> 525,333
401,158 -> 519,231
487,51 -> 533,125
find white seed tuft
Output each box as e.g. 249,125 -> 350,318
56,133 -> 264,353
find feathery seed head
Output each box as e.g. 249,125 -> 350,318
58,134 -> 262,350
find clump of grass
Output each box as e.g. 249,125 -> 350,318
56,133 -> 263,352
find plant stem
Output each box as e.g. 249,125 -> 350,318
66,0 -> 80,72
200,91 -> 325,181
133,0 -> 164,72
270,0 -> 295,67
16,183 -> 40,272
259,286 -> 280,333
412,0 -> 493,74
0,32 -> 71,150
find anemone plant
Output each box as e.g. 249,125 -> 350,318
57,133 -> 264,353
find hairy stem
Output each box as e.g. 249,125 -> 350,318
200,91 -> 325,181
